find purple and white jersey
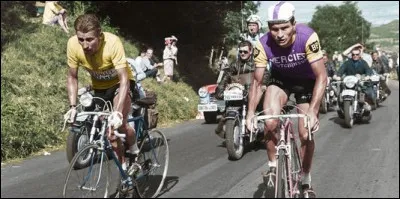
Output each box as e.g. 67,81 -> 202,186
253,24 -> 323,80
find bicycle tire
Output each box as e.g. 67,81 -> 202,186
276,149 -> 287,198
135,129 -> 169,198
290,138 -> 302,198
63,144 -> 110,198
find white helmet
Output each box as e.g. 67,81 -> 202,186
267,1 -> 295,24
246,14 -> 262,29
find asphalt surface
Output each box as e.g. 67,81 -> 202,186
1,80 -> 399,198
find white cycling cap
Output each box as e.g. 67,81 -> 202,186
267,1 -> 295,24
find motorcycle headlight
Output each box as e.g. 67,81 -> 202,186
79,92 -> 93,107
198,87 -> 208,98
345,81 -> 356,88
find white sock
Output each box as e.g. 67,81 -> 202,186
129,142 -> 139,154
122,162 -> 127,171
268,160 -> 277,168
303,172 -> 311,185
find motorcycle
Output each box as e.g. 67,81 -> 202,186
65,87 -> 97,168
320,77 -> 340,114
369,74 -> 388,110
223,83 -> 263,160
336,75 -> 372,128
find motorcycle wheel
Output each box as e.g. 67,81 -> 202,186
66,125 -> 91,169
225,119 -> 244,160
343,101 -> 354,128
320,95 -> 328,114
204,112 -> 218,124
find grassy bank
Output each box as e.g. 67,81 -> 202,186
1,16 -> 198,162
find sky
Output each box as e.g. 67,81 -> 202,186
256,1 -> 399,27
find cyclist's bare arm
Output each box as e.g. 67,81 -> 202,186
309,58 -> 327,114
114,68 -> 130,114
67,67 -> 78,106
248,67 -> 265,115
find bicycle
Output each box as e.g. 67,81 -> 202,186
62,95 -> 169,198
250,101 -> 317,198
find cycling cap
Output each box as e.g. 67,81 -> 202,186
267,1 -> 295,24
246,14 -> 262,28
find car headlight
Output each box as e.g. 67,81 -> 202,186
79,92 -> 93,107
198,87 -> 208,97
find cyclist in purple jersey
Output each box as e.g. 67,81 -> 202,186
246,2 -> 327,197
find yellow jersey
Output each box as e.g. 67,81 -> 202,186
67,32 -> 135,89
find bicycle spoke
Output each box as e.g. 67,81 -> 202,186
63,144 -> 110,198
135,130 -> 169,198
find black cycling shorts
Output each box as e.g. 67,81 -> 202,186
93,80 -> 139,109
267,71 -> 315,104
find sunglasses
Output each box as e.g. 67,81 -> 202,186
239,50 -> 249,54
352,53 -> 360,56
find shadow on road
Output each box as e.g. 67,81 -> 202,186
157,176 -> 180,197
253,182 -> 274,198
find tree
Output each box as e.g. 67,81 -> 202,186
309,1 -> 371,55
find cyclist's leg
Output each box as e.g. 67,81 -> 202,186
294,85 -> 316,197
113,86 -> 136,165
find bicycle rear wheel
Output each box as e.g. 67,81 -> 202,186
63,144 -> 110,198
135,129 -> 169,198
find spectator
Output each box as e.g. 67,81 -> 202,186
170,35 -> 179,66
140,48 -> 163,82
163,37 -> 175,82
42,1 -> 69,33
332,51 -> 343,70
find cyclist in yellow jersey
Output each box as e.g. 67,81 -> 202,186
65,14 -> 138,170
246,2 -> 326,197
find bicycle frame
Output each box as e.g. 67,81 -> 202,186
251,113 -> 312,198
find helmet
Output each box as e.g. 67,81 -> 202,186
246,14 -> 262,29
267,1 -> 295,24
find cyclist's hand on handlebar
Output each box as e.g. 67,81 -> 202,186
306,109 -> 319,133
64,107 -> 77,124
246,112 -> 257,132
108,111 -> 123,129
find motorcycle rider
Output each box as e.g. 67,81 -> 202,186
323,50 -> 339,109
214,40 -> 269,138
333,48 -> 374,118
240,14 -> 265,47
370,51 -> 391,98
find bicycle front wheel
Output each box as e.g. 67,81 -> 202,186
63,144 -> 110,198
135,129 -> 169,198
275,149 -> 289,198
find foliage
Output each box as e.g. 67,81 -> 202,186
1,1 -> 37,49
309,1 -> 371,55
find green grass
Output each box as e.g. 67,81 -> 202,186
1,16 -> 198,162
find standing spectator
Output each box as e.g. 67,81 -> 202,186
170,35 -> 179,66
42,1 -> 69,33
163,37 -> 175,82
396,53 -> 399,80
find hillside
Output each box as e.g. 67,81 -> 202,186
369,19 -> 399,52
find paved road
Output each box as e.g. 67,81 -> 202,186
2,80 -> 399,198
